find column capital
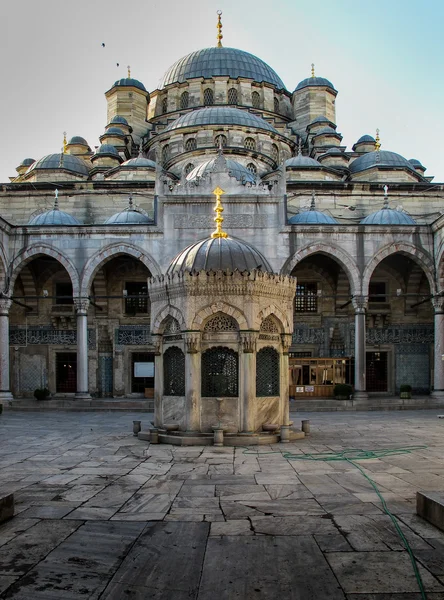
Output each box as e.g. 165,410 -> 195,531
281,333 -> 293,355
352,295 -> 367,313
74,297 -> 89,315
432,296 -> 444,314
0,297 -> 12,315
240,331 -> 257,353
184,331 -> 201,354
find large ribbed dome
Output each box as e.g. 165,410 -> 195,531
165,107 -> 278,134
159,47 -> 285,89
167,237 -> 273,274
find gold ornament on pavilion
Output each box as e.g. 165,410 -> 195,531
63,131 -> 67,154
375,128 -> 381,151
211,186 -> 228,238
216,11 -> 223,47
311,63 -> 315,77
127,65 -> 131,78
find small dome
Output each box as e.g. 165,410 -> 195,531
110,115 -> 129,126
349,150 -> 417,174
361,208 -> 416,225
121,157 -> 156,168
68,136 -> 88,146
409,158 -> 425,170
356,134 -> 375,144
95,144 -> 120,157
104,127 -> 125,136
160,47 -> 285,89
295,76 -> 335,92
285,155 -> 322,168
25,153 -> 89,176
313,126 -> 339,136
323,147 -> 343,155
165,107 -> 278,134
167,236 -> 273,274
289,210 -> 337,225
186,157 -> 256,184
28,210 -> 81,226
19,158 -> 35,167
113,77 -> 146,92
105,209 -> 153,225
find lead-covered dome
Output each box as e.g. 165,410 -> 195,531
167,237 -> 273,274
295,76 -> 335,92
165,106 -> 278,134
25,153 -> 89,176
113,77 -> 146,92
289,211 -> 337,224
159,47 -> 285,89
28,209 -> 81,226
187,157 -> 256,184
349,151 -> 418,174
360,207 -> 416,225
105,209 -> 153,225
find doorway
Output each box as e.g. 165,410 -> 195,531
366,351 -> 388,392
56,353 -> 77,393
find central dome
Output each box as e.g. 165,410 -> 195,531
159,47 -> 285,89
167,237 -> 273,274
165,107 -> 278,134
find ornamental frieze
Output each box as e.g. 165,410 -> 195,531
9,328 -> 96,348
174,214 -> 268,229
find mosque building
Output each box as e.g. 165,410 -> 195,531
1,13 -> 443,426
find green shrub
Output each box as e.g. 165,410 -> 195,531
334,383 -> 352,398
400,384 -> 412,393
34,388 -> 50,401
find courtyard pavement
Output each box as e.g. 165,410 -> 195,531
1,410 -> 444,599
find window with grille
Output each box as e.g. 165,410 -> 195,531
244,137 -> 256,151
202,347 -> 238,397
274,97 -> 279,113
180,91 -> 189,109
252,91 -> 260,108
161,145 -> 170,165
164,346 -> 185,396
162,97 -> 168,114
228,88 -> 238,104
125,282 -> 148,314
204,313 -> 238,332
369,282 -> 387,303
185,138 -> 196,151
246,163 -> 257,175
271,144 -> 279,163
184,163 -> 195,176
203,88 -> 214,106
256,347 -> 280,396
214,134 -> 227,148
294,282 -> 317,312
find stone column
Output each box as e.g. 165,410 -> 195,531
152,335 -> 163,427
280,333 -> 292,425
353,296 -> 368,400
184,332 -> 201,432
432,298 -> 444,399
240,332 -> 257,432
0,298 -> 13,401
74,298 -> 91,399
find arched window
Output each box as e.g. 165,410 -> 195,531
162,97 -> 168,114
252,91 -> 261,108
164,347 -> 185,396
204,313 -> 238,332
214,134 -> 227,148
185,138 -> 197,151
161,144 -> 170,165
228,88 -> 238,105
244,137 -> 256,151
184,163 -> 195,176
246,163 -> 257,175
180,91 -> 189,109
274,97 -> 279,114
256,347 -> 280,396
202,347 -> 238,397
203,88 -> 214,106
271,143 -> 279,163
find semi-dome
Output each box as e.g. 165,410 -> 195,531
110,115 -> 129,126
409,158 -> 425,169
186,157 -> 256,184
28,209 -> 81,226
68,136 -> 88,146
104,209 -> 153,225
121,157 -> 156,168
295,76 -> 335,92
19,158 -> 35,167
113,77 -> 146,92
285,155 -> 322,168
165,106 -> 278,134
159,47 -> 285,89
25,153 -> 89,176
361,207 -> 416,225
289,211 -> 337,225
167,236 -> 273,274
349,150 -> 418,174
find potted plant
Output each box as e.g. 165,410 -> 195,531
399,384 -> 412,399
34,388 -> 51,401
334,383 -> 352,400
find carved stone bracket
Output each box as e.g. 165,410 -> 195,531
281,333 -> 293,355
432,296 -> 444,314
0,298 -> 12,316
152,334 -> 162,356
352,295 -> 368,314
240,331 -> 257,353
74,298 -> 90,315
184,331 -> 201,354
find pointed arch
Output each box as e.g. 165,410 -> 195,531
257,304 -> 291,332
80,243 -> 161,297
152,305 -> 185,334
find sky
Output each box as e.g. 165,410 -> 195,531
1,0 -> 443,183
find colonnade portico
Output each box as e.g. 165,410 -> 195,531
353,295 -> 368,400
74,298 -> 91,400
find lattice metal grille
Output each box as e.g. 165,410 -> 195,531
244,137 -> 256,151
164,346 -> 185,396
162,97 -> 168,114
161,145 -> 170,165
204,314 -> 238,332
202,347 -> 238,397
180,91 -> 189,109
203,88 -> 214,106
228,88 -> 238,104
185,138 -> 196,151
184,163 -> 195,176
271,144 -> 279,163
164,317 -> 181,334
294,282 -> 318,312
246,163 -> 257,175
252,91 -> 261,108
260,316 -> 279,333
214,134 -> 227,148
274,97 -> 279,113
256,347 -> 280,396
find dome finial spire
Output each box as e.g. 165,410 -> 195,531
297,138 -> 302,156
310,191 -> 316,211
127,65 -> 131,78
216,10 -> 223,47
375,128 -> 381,151
211,186 -> 228,238
383,185 -> 389,209
128,193 -> 134,210
63,131 -> 67,154
54,189 -> 59,211
311,63 -> 315,77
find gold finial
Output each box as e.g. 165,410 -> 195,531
211,186 -> 228,238
63,131 -> 67,154
216,10 -> 223,48
375,128 -> 381,151
311,63 -> 315,77
127,65 -> 131,78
